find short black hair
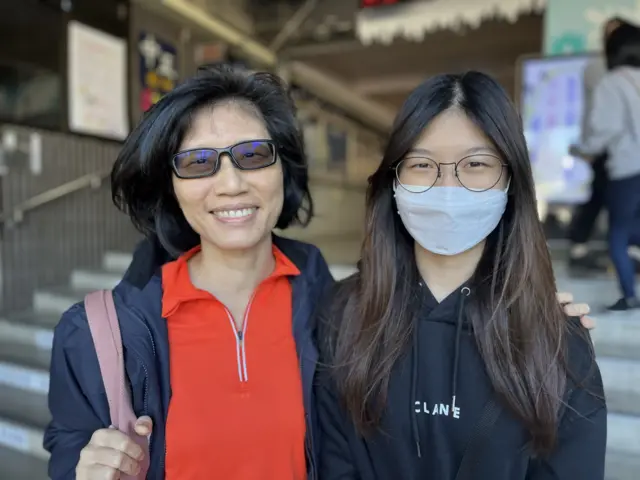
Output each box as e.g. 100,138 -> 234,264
111,65 -> 313,256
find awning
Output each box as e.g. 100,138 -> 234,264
356,0 -> 547,45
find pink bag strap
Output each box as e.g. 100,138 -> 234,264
85,290 -> 150,479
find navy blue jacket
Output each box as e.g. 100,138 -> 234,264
44,235 -> 334,479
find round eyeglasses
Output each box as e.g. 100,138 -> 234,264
394,154 -> 508,193
172,139 -> 277,179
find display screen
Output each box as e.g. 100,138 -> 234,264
519,54 -> 600,205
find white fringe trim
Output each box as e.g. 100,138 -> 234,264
355,0 -> 547,45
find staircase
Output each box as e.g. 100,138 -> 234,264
554,267 -> 640,479
0,251 -> 141,480
0,253 -> 638,479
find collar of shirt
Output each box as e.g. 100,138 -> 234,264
161,243 -> 301,318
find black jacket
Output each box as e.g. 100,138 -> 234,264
316,282 -> 606,480
44,235 -> 334,479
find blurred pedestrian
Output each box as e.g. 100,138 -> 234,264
567,18 -> 627,273
571,18 -> 640,310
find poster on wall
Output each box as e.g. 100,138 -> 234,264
139,32 -> 178,112
519,54 -> 595,205
67,21 -> 129,140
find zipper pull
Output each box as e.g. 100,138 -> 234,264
237,330 -> 243,342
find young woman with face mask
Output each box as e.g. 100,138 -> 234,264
316,72 -> 606,480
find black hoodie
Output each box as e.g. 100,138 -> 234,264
315,283 -> 606,480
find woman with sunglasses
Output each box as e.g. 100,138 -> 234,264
45,65 -> 330,479
316,72 -> 606,480
44,66 -> 594,480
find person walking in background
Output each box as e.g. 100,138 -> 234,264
606,18 -> 640,274
571,18 -> 640,311
566,21 -> 614,273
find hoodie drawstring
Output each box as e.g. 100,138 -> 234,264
411,286 -> 471,458
452,287 -> 470,416
411,319 -> 421,457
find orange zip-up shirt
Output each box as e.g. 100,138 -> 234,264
162,245 -> 307,480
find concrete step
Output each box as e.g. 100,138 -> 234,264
8,310 -> 62,329
598,357 -> 640,417
0,320 -> 51,370
0,419 -> 48,480
33,286 -> 89,316
606,448 -> 640,480
0,361 -> 49,429
607,414 -> 640,479
592,316 -> 640,361
608,412 -> 640,454
0,443 -> 48,480
103,250 -> 132,273
605,414 -> 640,480
71,269 -> 122,291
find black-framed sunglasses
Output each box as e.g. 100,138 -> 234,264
171,139 -> 278,179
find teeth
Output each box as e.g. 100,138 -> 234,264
214,208 -> 256,218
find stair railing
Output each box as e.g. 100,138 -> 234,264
0,169 -> 111,227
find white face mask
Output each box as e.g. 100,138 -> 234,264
393,184 -> 509,256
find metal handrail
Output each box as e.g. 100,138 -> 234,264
0,169 -> 111,226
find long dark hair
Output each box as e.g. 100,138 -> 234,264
329,72 -> 576,454
111,64 -> 313,256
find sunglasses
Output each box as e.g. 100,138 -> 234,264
171,139 -> 278,179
